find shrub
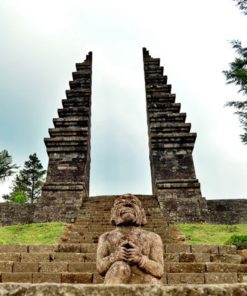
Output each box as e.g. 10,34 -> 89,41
225,234 -> 247,249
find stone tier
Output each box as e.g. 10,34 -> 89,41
143,48 -> 208,222
33,52 -> 92,223
0,196 -> 246,285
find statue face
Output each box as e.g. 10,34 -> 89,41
111,194 -> 147,226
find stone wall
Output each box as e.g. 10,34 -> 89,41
207,199 -> 247,224
0,203 -> 35,226
0,198 -> 247,226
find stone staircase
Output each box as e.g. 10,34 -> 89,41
0,195 -> 246,285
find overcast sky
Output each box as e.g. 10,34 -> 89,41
0,0 -> 247,200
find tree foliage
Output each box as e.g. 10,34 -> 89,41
223,40 -> 247,144
0,150 -> 18,181
234,0 -> 247,14
10,153 -> 46,203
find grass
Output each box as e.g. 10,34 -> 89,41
0,222 -> 65,245
176,224 -> 247,245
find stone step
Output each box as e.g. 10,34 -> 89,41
0,261 -> 245,274
75,63 -> 91,71
1,283 -> 247,294
66,89 -> 91,99
53,117 -> 89,128
144,67 -> 164,75
72,70 -> 91,79
150,122 -> 191,133
145,77 -> 168,86
147,93 -> 176,103
148,105 -> 181,113
151,133 -> 196,144
48,127 -> 88,137
1,272 -> 94,284
146,85 -> 172,93
149,112 -> 186,122
58,107 -> 89,118
62,98 -> 90,108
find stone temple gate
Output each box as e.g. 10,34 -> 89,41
33,49 -> 208,224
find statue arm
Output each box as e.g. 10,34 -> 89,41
96,234 -> 114,275
139,234 -> 164,278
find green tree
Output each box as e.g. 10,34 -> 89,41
10,153 -> 46,203
0,150 -> 18,181
223,40 -> 247,144
234,0 -> 247,14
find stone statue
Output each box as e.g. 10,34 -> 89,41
96,194 -> 164,284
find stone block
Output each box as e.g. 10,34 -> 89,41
0,253 -> 21,262
167,273 -> 205,284
58,243 -> 81,253
170,263 -> 205,273
210,254 -> 241,264
206,263 -> 240,273
0,245 -> 28,253
164,253 -> 179,262
2,272 -> 32,283
13,262 -> 39,272
205,273 -> 238,284
21,253 -> 50,262
0,261 -> 13,272
179,253 -> 195,263
29,245 -> 57,253
80,243 -> 97,253
68,262 -> 96,272
219,245 -> 237,255
166,244 -> 190,253
194,253 -> 211,262
51,253 -> 94,262
39,262 -> 68,273
238,274 -> 247,283
191,245 -> 218,254
61,272 -> 93,283
32,272 -> 61,283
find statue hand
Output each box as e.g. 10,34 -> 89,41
125,241 -> 142,265
111,241 -> 128,262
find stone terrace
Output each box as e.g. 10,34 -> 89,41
0,195 -> 246,285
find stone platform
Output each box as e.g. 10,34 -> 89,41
0,283 -> 247,295
0,195 -> 246,285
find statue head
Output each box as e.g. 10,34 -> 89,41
110,194 -> 147,226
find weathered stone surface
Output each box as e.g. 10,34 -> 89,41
0,283 -> 247,296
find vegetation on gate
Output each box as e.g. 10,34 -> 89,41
0,222 -> 64,244
177,223 -> 247,245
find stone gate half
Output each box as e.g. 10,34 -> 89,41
143,48 -> 208,222
33,52 -> 92,223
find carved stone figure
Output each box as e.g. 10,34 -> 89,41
96,194 -> 164,284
